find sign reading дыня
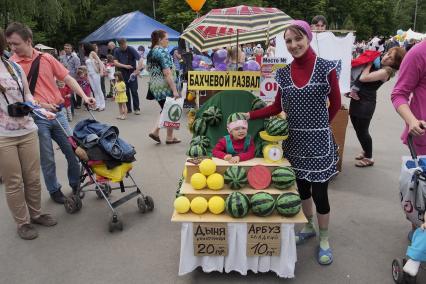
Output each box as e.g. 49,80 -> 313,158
247,223 -> 281,256
188,71 -> 260,91
193,223 -> 228,256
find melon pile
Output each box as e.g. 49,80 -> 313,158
190,159 -> 224,191
174,195 -> 226,215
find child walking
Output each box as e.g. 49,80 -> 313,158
114,71 -> 128,120
57,80 -> 72,122
212,113 -> 255,163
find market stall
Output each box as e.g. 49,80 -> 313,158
171,88 -> 307,277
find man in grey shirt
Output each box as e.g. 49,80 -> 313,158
60,43 -> 81,108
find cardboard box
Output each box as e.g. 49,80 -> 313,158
330,106 -> 349,172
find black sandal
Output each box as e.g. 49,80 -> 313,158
148,133 -> 161,143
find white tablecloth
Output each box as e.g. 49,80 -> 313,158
179,222 -> 297,278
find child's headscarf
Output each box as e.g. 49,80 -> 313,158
227,113 -> 248,133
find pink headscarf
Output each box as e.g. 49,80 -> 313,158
227,120 -> 248,133
289,20 -> 313,43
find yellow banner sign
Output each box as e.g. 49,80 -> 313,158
188,71 -> 260,91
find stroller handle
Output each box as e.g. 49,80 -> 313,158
83,103 -> 97,121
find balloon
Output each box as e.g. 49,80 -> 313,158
243,60 -> 260,71
215,63 -> 227,71
212,49 -> 227,71
192,55 -> 201,68
397,29 -> 403,36
186,0 -> 206,12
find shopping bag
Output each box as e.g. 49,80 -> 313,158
159,97 -> 184,129
399,155 -> 426,227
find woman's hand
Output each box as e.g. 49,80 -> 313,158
242,112 -> 250,120
408,119 -> 426,136
349,91 -> 360,100
173,91 -> 180,99
224,154 -> 232,161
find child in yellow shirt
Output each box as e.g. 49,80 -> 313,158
113,71 -> 128,120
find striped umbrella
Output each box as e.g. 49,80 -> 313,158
181,5 -> 293,51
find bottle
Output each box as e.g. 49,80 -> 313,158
128,73 -> 136,83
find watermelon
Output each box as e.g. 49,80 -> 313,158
227,112 -> 246,125
224,165 -> 247,190
276,192 -> 302,217
190,136 -> 210,148
250,192 -> 275,216
251,97 -> 267,111
271,167 -> 296,190
202,106 -> 223,126
191,118 -> 207,136
266,117 -> 289,136
186,145 -> 208,157
225,192 -> 250,218
247,165 -> 271,189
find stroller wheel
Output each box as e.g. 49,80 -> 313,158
96,184 -> 112,199
108,215 -> 123,232
392,258 -> 405,284
145,196 -> 154,211
137,197 -> 147,213
64,196 -> 81,214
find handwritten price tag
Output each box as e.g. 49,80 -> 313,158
193,223 -> 228,256
247,223 -> 281,256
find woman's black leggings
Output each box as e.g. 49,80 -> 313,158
296,179 -> 330,215
350,115 -> 373,158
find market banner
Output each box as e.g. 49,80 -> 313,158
260,57 -> 288,103
275,31 -> 355,93
188,71 -> 260,91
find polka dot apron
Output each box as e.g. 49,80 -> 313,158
275,57 -> 339,182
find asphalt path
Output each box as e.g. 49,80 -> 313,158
0,76 -> 423,284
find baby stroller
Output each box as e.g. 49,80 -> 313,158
392,135 -> 426,283
56,108 -> 154,232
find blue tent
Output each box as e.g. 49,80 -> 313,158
82,11 -> 181,42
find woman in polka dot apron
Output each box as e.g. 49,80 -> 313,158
247,20 -> 341,265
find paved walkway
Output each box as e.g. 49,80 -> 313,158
0,77 -> 423,283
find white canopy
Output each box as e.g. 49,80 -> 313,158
405,29 -> 426,40
34,44 -> 55,51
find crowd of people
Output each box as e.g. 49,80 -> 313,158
0,14 -> 425,278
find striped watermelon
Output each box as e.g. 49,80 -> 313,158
224,166 -> 247,190
227,112 -> 246,125
186,145 -> 208,157
191,118 -> 207,136
266,117 -> 289,136
276,192 -> 302,217
250,192 -> 275,216
202,106 -> 223,126
251,97 -> 267,110
225,192 -> 250,218
271,167 -> 296,190
190,136 -> 210,148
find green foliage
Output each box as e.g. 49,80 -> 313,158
0,0 -> 425,49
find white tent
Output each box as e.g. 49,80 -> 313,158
405,29 -> 426,40
275,31 -> 355,93
34,44 -> 55,51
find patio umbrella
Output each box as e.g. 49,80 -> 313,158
181,5 -> 293,52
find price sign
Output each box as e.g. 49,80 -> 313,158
247,223 -> 281,256
193,223 -> 228,256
